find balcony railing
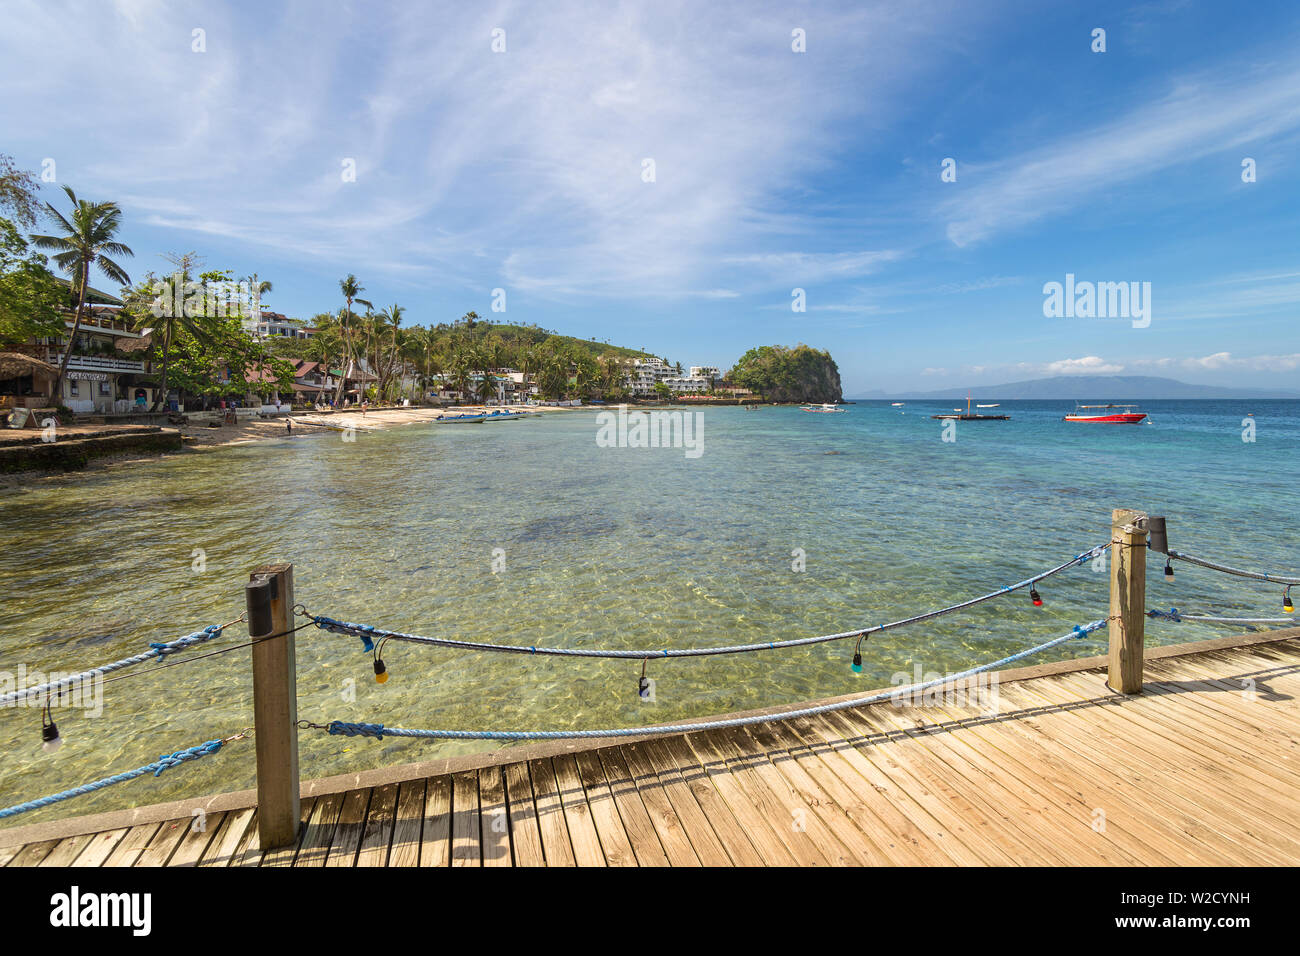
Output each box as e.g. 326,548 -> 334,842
47,351 -> 147,373
66,316 -> 139,336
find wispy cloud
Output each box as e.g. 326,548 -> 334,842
941,65 -> 1300,246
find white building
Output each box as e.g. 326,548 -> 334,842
663,375 -> 710,393
690,366 -> 720,383
625,358 -> 675,397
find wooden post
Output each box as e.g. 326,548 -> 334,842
246,563 -> 300,849
1108,509 -> 1148,694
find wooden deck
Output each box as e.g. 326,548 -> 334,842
3,631 -> 1298,866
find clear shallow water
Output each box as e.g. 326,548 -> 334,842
1,399 -> 1297,823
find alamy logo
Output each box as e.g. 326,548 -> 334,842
1042,273 -> 1151,328
50,886 -> 151,936
595,405 -> 704,459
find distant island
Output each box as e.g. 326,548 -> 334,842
853,375 -> 1300,401
730,344 -> 843,404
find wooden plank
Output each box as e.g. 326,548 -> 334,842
102,823 -> 162,868
1054,672 -> 1300,802
134,818 -> 191,867
200,807 -> 256,867
292,792 -> 345,867
1023,675 -> 1297,858
895,699 -> 1172,865
1040,674 -> 1300,861
549,755 -> 607,866
325,788 -> 373,867
526,758 -> 579,866
777,717 -> 955,866
750,721 -> 929,865
38,833 -> 97,867
683,729 -> 831,865
167,811 -> 225,866
732,724 -> 886,865
811,712 -> 1013,868
623,739 -> 736,866
356,783 -> 399,868
656,734 -> 790,865
478,767 -> 513,867
419,776 -> 452,867
70,828 -> 129,868
562,752 -> 636,865
502,762 -> 547,867
608,746 -> 702,866
388,779 -> 426,867
6,839 -> 58,867
243,798 -> 313,867
996,680 -> 1270,864
855,704 -> 1123,865
591,749 -> 673,866
450,772 -> 481,866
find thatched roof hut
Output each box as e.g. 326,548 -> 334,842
0,351 -> 58,381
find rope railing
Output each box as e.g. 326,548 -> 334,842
299,620 -> 1106,742
303,543 -> 1111,660
1146,608 -> 1296,626
1166,549 -> 1300,586
0,622 -> 237,708
7,530 -> 1298,834
0,730 -> 249,820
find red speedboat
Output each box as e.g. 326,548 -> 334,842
1063,403 -> 1147,423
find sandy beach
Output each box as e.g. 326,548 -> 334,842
0,405 -> 588,486
179,403 -> 583,448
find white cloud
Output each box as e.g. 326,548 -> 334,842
0,0 -> 989,301
1043,356 -> 1126,375
942,64 -> 1300,246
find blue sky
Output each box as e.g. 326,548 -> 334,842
2,0 -> 1297,394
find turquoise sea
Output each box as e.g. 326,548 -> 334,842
1,399 -> 1297,823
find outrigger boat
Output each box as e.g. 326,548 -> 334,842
1063,403 -> 1147,424
800,403 -> 847,413
483,409 -> 527,421
435,412 -> 488,423
931,394 -> 1010,421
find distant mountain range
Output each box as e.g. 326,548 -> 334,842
852,375 -> 1300,401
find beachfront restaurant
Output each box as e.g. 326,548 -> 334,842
4,286 -> 158,415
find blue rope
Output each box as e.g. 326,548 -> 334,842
310,544 -> 1109,660
311,620 -> 1105,742
0,738 -> 226,820
0,625 -> 226,707
1147,608 -> 1294,625
1167,549 -> 1300,586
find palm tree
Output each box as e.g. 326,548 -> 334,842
376,304 -> 406,399
332,275 -> 371,405
240,272 -> 272,318
30,186 -> 133,404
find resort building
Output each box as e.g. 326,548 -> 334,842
288,360 -> 336,404
625,358 -> 677,397
622,358 -> 719,397
2,285 -> 159,415
662,375 -> 711,394
249,312 -> 315,340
